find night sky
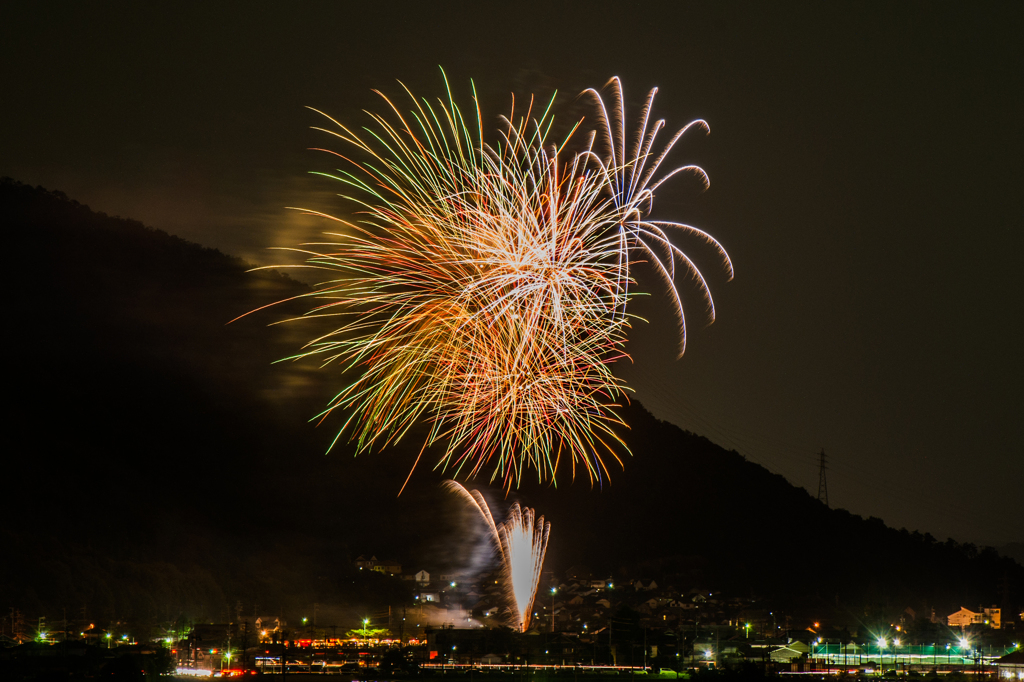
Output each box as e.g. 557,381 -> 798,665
3,2 -> 1021,546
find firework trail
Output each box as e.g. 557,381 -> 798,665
582,77 -> 734,356
445,481 -> 550,632
244,73 -> 732,489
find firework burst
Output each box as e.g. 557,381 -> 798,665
245,73 -> 731,488
445,481 -> 550,632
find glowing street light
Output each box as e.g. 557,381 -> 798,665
550,587 -> 557,633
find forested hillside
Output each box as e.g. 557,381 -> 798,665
3,178 -> 1020,634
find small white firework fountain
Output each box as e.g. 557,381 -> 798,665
445,481 -> 551,632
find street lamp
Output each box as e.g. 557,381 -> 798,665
877,638 -> 886,669
550,588 -> 557,633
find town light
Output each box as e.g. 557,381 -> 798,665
704,649 -> 713,660
894,638 -> 900,647
877,638 -> 886,649
960,638 -> 970,649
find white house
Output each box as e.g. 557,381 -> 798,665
948,606 -> 1001,629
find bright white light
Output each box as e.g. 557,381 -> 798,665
877,638 -> 886,648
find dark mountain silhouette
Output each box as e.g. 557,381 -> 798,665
3,178 -> 1021,634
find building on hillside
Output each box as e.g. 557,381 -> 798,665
948,606 -> 1001,629
354,555 -> 402,576
255,616 -> 282,640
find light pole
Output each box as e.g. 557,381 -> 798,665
550,588 -> 557,633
